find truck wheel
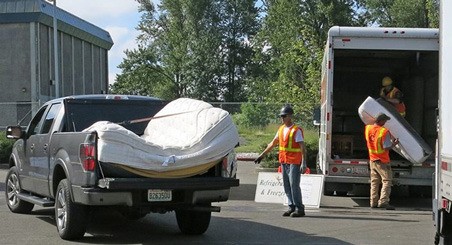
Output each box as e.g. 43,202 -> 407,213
176,208 -> 211,235
441,210 -> 452,245
55,179 -> 88,240
5,166 -> 34,214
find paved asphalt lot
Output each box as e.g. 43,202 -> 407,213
0,161 -> 437,244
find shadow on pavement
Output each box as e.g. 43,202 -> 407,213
229,184 -> 256,201
31,206 -> 353,245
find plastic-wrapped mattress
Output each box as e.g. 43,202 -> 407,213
358,96 -> 432,164
83,98 -> 239,177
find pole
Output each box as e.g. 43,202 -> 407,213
52,0 -> 59,98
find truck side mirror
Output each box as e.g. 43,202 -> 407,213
313,107 -> 320,126
6,126 -> 24,139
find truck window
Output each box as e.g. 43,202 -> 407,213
40,103 -> 61,134
65,100 -> 166,135
27,106 -> 48,137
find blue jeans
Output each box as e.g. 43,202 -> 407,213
281,163 -> 304,211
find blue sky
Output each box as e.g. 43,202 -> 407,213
58,1 -> 146,85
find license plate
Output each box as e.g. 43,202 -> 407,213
148,189 -> 172,202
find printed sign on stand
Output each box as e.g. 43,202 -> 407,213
254,172 -> 324,208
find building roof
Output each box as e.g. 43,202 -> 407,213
0,0 -> 113,49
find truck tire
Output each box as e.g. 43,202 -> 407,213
441,210 -> 452,245
55,179 -> 88,240
176,207 -> 211,235
5,166 -> 34,214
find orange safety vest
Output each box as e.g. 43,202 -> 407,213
365,125 -> 390,163
278,125 -> 303,164
380,86 -> 406,117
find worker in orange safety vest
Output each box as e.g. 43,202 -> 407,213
254,104 -> 307,218
380,76 -> 406,117
365,113 -> 399,210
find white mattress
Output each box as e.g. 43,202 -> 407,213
83,98 -> 239,172
358,96 -> 432,164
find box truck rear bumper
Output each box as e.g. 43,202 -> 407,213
325,176 -> 432,186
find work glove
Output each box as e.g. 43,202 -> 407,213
254,156 -> 263,164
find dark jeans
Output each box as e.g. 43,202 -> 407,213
281,163 -> 304,211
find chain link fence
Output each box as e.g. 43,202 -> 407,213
0,101 -> 316,130
210,101 -> 316,130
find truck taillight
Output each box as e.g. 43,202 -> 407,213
442,198 -> 451,212
80,144 -> 96,171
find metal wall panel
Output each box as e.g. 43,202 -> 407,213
0,23 -> 30,102
83,42 -> 92,93
73,38 -> 84,94
62,32 -> 72,96
92,46 -> 101,94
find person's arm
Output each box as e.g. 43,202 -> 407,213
293,129 -> 307,173
254,137 -> 278,164
387,89 -> 403,104
383,133 -> 399,151
299,141 -> 307,173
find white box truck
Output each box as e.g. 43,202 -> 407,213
434,1 -> 452,244
317,26 -> 438,196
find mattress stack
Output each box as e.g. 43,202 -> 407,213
83,98 -> 239,177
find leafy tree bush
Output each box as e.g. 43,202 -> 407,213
0,131 -> 14,163
233,103 -> 273,128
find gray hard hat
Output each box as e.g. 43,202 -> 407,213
279,104 -> 294,116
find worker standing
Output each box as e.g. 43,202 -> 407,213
254,104 -> 307,217
380,76 -> 406,117
365,113 -> 399,210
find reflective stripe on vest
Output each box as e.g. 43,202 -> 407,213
278,125 -> 301,152
380,87 -> 406,116
365,125 -> 386,154
388,87 -> 406,116
278,125 -> 302,153
278,125 -> 303,164
365,125 -> 390,163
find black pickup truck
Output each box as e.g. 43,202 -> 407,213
5,95 -> 239,240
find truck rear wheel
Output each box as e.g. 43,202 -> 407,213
5,166 -> 34,214
55,179 -> 88,240
176,207 -> 211,235
441,210 -> 452,245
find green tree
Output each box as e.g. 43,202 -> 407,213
110,46 -> 176,99
219,0 -> 260,102
359,0 -> 439,28
111,0 -> 181,100
250,0 -> 360,124
112,0 -> 260,102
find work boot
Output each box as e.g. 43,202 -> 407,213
378,203 -> 395,210
282,208 -> 295,217
290,209 -> 305,218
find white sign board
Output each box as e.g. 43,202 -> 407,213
254,172 -> 324,208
